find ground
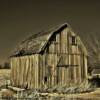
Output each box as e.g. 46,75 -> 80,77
35,88 -> 100,100
0,69 -> 10,87
0,69 -> 100,100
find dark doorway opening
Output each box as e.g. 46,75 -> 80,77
44,76 -> 47,83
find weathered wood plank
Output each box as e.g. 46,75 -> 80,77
32,55 -> 35,88
10,27 -> 88,89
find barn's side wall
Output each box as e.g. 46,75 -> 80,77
38,27 -> 88,88
10,54 -> 39,89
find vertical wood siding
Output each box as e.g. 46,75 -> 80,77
10,27 -> 88,89
11,54 -> 39,89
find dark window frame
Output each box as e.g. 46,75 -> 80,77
71,36 -> 77,45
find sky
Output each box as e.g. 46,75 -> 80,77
0,0 -> 100,64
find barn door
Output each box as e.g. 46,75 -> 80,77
47,54 -> 57,87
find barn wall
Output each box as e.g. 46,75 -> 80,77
10,54 -> 39,89
38,27 -> 88,88
38,53 -> 58,88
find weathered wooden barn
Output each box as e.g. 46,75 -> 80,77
10,23 -> 88,89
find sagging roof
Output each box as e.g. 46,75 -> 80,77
11,23 -> 87,57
